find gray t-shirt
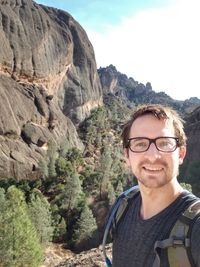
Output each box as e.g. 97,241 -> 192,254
112,191 -> 200,267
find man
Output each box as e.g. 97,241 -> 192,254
111,104 -> 200,267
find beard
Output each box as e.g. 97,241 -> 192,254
132,159 -> 180,189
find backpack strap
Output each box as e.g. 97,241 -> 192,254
182,199 -> 200,266
102,185 -> 139,267
153,198 -> 200,267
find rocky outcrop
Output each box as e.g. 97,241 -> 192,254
41,244 -> 74,267
98,65 -> 140,98
98,65 -> 200,114
0,75 -> 81,179
185,106 -> 200,162
41,243 -> 112,267
0,0 -> 102,179
56,244 -> 112,267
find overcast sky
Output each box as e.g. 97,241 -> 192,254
35,0 -> 200,100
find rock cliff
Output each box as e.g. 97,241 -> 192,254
185,106 -> 200,162
0,0 -> 102,179
98,65 -> 200,114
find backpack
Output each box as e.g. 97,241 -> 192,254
102,185 -> 200,267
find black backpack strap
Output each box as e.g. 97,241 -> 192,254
153,198 -> 200,267
102,185 -> 139,267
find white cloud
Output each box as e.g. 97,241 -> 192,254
86,0 -> 200,100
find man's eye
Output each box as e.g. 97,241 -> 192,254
158,141 -> 172,148
137,142 -> 146,147
159,141 -> 169,147
133,141 -> 147,148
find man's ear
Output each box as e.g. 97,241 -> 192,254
179,146 -> 186,165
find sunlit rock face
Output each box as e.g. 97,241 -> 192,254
0,0 -> 102,179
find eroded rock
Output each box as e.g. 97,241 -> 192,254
0,0 -> 103,179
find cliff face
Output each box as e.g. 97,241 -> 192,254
0,0 -> 102,179
185,106 -> 200,162
98,65 -> 200,114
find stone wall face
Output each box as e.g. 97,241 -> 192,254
0,0 -> 102,179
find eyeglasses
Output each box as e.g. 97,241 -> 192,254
127,137 -> 179,153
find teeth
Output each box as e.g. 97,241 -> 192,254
144,166 -> 162,171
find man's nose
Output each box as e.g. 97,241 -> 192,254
144,142 -> 161,160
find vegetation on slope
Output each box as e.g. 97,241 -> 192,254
0,92 -> 199,266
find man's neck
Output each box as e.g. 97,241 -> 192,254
139,181 -> 183,220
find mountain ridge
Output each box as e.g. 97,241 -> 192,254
98,64 -> 200,115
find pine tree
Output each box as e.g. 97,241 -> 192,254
107,182 -> 116,205
28,190 -> 54,245
38,158 -> 48,177
0,188 -> 7,262
98,148 -> 113,198
55,156 -> 72,176
53,217 -> 67,242
72,205 -> 97,246
61,171 -> 82,211
47,140 -> 57,178
0,186 -> 43,267
115,180 -> 124,196
0,187 -> 6,212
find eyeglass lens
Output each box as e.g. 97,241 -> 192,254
128,137 -> 178,152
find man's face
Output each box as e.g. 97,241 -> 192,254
124,114 -> 186,189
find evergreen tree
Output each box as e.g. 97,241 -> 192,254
65,148 -> 84,170
72,205 -> 97,246
0,187 -> 6,210
0,186 -> 43,267
53,217 -> 67,242
55,156 -> 73,176
47,140 -> 57,178
107,182 -> 116,205
28,190 -> 54,245
98,148 -> 113,198
0,188 -> 7,262
48,156 -> 57,178
115,180 -> 124,196
59,140 -> 70,157
38,158 -> 48,177
61,171 -> 82,211
111,146 -> 124,180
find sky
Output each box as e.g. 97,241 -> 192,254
35,0 -> 200,101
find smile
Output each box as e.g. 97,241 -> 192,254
143,166 -> 163,171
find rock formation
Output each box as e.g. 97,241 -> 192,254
56,244 -> 112,267
185,106 -> 200,162
98,65 -> 200,114
0,0 -> 102,179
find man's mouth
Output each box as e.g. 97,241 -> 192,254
143,165 -> 163,172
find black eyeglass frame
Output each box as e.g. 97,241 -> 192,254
127,136 -> 180,153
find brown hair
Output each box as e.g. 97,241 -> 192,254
122,104 -> 187,148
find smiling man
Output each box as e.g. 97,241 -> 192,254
107,104 -> 200,267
